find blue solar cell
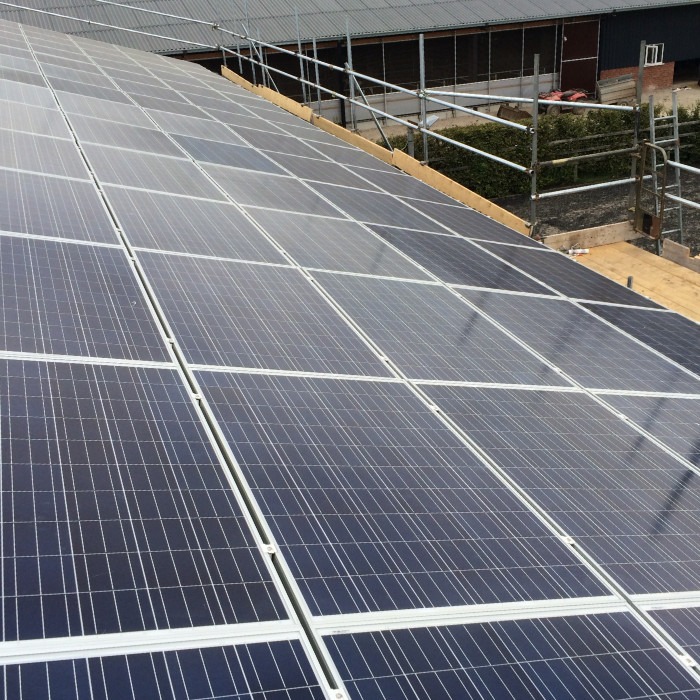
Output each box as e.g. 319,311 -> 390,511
248,210 -> 430,278
651,607 -> 700,666
0,236 -> 169,361
206,165 -> 340,215
405,198 -> 543,247
82,145 -> 225,199
105,187 -> 284,262
370,225 -> 554,292
423,385 -> 700,595
2,640 -> 324,699
313,272 -> 568,385
0,170 -> 117,243
197,372 -> 606,615
459,290 -> 700,393
171,134 -> 285,173
603,394 -> 700,467
138,253 -> 391,375
0,360 -> 285,640
327,613 -> 700,700
480,243 -> 662,307
311,183 -> 444,230
584,304 -> 700,376
0,130 -> 88,179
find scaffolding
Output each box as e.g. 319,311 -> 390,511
8,0 -> 699,244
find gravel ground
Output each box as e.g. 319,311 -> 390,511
494,171 -> 700,255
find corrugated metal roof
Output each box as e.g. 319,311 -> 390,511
2,0 -> 699,54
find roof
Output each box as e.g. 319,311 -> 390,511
3,0 -> 700,54
2,14 -> 700,700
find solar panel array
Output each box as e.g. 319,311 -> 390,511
1,16 -> 700,700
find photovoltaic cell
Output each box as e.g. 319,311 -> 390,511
313,272 -> 568,385
327,612 -> 700,700
0,360 -> 286,640
459,290 -> 700,394
650,607 -> 700,666
481,243 -> 662,306
45,77 -> 131,104
138,253 -> 391,376
0,67 -> 45,86
82,145 -> 225,200
68,114 -> 183,157
603,394 -> 700,466
197,372 -> 606,615
57,91 -> 155,128
230,127 -> 323,159
146,108 -> 245,143
2,640 -> 325,700
0,236 -> 168,362
0,131 -> 88,179
130,93 -> 208,118
0,170 -> 117,243
206,166 -> 340,216
170,134 -> 285,173
268,152 -> 377,189
248,210 -> 430,278
302,139 -> 397,169
583,304 -> 700,376
348,165 -> 458,203
105,187 -> 284,262
406,198 -> 543,247
311,183 -> 443,230
0,101 -> 69,138
423,385 -> 700,595
371,225 -> 554,293
0,78 -> 54,107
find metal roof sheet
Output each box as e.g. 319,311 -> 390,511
2,0 -> 699,54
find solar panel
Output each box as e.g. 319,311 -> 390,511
171,134 -> 285,173
584,304 -> 700,375
0,236 -> 168,361
0,130 -> 88,178
313,271 -> 569,384
481,242 -> 662,306
603,394 -> 700,466
422,385 -> 700,594
80,145 -> 225,199
104,187 -> 284,262
650,607 -> 700,666
248,210 -> 430,278
326,612 -> 700,700
205,165 -> 340,215
0,170 -> 117,243
311,183 -> 444,230
406,198 -> 543,246
370,225 -> 555,292
459,289 -> 700,393
3,640 -> 325,699
0,359 -> 286,639
197,371 -> 607,614
138,252 -> 391,375
69,114 -> 183,156
2,16 -> 700,699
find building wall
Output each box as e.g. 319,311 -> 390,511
600,62 -> 675,91
599,5 -> 700,70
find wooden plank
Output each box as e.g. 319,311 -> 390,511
577,242 -> 700,322
543,221 -> 642,250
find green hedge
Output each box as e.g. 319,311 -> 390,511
387,102 -> 700,199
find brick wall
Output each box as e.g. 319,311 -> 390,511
600,61 -> 675,91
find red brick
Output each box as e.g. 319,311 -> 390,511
600,62 -> 675,92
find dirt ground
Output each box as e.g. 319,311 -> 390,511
494,174 -> 700,255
